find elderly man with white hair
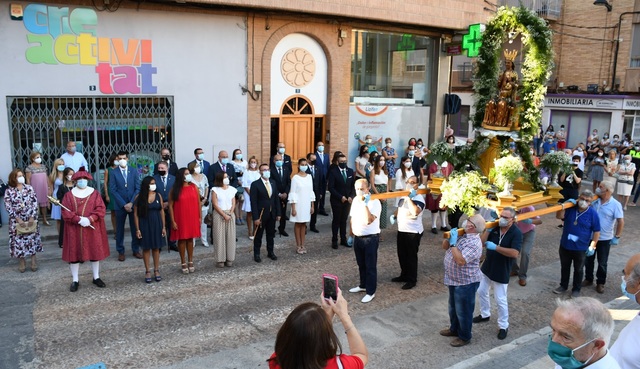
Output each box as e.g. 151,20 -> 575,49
548,297 -> 620,369
440,214 -> 486,347
610,253 -> 640,368
583,180 -> 624,294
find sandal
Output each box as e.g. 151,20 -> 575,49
188,262 -> 195,273
154,269 -> 162,282
145,271 -> 152,283
181,263 -> 189,274
296,247 -> 305,255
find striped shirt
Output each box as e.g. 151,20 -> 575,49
444,233 -> 483,286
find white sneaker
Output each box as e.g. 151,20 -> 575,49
202,242 -> 210,248
349,286 -> 366,293
249,236 -> 254,240
361,294 -> 375,303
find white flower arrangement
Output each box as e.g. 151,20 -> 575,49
491,156 -> 523,192
440,171 -> 490,216
427,141 -> 454,165
540,151 -> 572,176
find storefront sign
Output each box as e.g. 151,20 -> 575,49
623,99 -> 640,110
22,3 -> 157,94
545,96 -> 623,109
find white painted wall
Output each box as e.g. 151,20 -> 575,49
0,4 -> 247,178
270,34 -> 327,115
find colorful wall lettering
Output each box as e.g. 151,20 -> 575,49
22,3 -> 158,94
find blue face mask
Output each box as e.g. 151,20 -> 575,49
621,276 -> 640,301
76,179 -> 88,189
57,165 -> 65,172
275,160 -> 283,168
197,153 -> 204,161
547,337 -> 596,369
221,158 -> 229,165
262,171 -> 271,179
317,145 -> 324,152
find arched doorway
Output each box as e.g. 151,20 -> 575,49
275,95 -> 324,162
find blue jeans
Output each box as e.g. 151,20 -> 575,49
448,282 -> 479,342
115,209 -> 141,255
354,234 -> 379,295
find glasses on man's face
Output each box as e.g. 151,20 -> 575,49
500,215 -> 513,220
407,181 -> 417,185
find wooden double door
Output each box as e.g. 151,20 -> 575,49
278,96 -> 323,163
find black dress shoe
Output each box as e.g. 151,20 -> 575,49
440,226 -> 450,231
431,227 -> 438,234
319,211 -> 329,216
472,315 -> 490,323
70,281 -> 79,292
497,328 -> 508,340
254,255 -> 262,263
401,282 -> 416,290
169,245 -> 179,252
279,230 -> 289,237
331,241 -> 338,249
93,278 -> 106,288
391,276 -> 406,283
268,253 -> 278,261
310,228 -> 319,233
340,240 -> 349,247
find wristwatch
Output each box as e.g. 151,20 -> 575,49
450,244 -> 456,248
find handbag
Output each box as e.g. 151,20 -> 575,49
16,220 -> 37,234
0,179 -> 6,197
204,213 -> 213,227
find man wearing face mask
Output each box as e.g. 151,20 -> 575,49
270,142 -> 293,174
440,214 -> 485,347
271,153 -> 291,237
306,153 -> 322,233
108,151 -> 142,261
556,124 -> 567,150
207,150 -> 238,189
583,181 -> 624,294
554,190 -> 600,298
559,155 -> 583,204
188,148 -> 210,184
327,154 -> 355,248
475,207 -> 522,340
629,142 -> 640,206
391,176 -> 424,290
153,161 -> 177,252
315,141 -> 330,216
347,179 -> 381,303
59,140 -> 88,173
610,253 -> 640,368
153,148 -> 178,177
250,164 -> 281,262
548,297 -> 620,369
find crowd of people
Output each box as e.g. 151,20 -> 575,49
2,129 -> 639,368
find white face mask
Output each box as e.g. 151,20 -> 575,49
113,160 -> 119,166
149,184 -> 157,192
184,174 -> 193,183
250,162 -> 257,169
17,176 -> 25,184
119,159 -> 127,168
222,178 -> 230,185
66,175 -> 73,181
386,143 -> 392,147
194,166 -> 201,174
34,157 -> 42,164
404,162 -> 412,168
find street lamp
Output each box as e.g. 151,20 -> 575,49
594,0 -> 612,12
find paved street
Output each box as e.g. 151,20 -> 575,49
1,188 -> 638,369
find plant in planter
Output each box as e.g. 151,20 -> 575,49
440,171 -> 490,216
427,141 -> 454,177
490,156 -> 523,196
539,151 -> 572,187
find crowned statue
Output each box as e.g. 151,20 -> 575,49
482,49 -> 520,131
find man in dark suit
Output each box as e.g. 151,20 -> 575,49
206,150 -> 238,188
407,144 -> 425,183
270,142 -> 293,174
188,147 -> 210,184
153,161 -> 178,252
327,154 -> 355,248
109,151 -> 142,261
270,153 -> 291,237
250,164 -> 281,262
306,152 -> 322,233
153,148 -> 178,177
315,141 -> 330,216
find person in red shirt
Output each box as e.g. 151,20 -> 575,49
268,289 -> 368,369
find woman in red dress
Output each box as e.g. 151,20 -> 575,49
169,167 -> 202,274
61,167 -> 110,292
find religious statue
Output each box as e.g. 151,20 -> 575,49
482,49 -> 520,130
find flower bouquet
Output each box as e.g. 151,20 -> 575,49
427,141 -> 454,177
490,156 -> 523,196
539,151 -> 572,187
440,171 -> 490,216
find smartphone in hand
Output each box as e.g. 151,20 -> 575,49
323,273 -> 339,301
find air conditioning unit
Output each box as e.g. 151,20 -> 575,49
368,85 -> 377,91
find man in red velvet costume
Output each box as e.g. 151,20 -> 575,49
61,167 -> 110,292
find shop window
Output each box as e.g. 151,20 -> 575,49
449,105 -> 470,137
351,31 -> 434,105
631,25 -> 640,67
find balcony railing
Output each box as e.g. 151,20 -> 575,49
498,0 -> 562,20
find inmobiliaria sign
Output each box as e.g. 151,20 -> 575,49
22,3 -> 157,94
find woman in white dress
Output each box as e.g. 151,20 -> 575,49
187,161 -> 210,247
617,154 -> 636,210
394,156 -> 415,206
242,156 -> 261,240
288,158 -> 316,255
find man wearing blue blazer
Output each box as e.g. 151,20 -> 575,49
315,141 -> 330,216
188,147 -> 210,183
109,151 -> 142,261
153,161 -> 177,252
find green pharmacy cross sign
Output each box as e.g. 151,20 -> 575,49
397,34 -> 416,52
462,24 -> 483,57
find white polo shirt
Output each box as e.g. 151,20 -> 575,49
349,196 -> 381,236
397,194 -> 425,234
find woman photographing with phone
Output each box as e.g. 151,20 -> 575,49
267,288 -> 368,369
